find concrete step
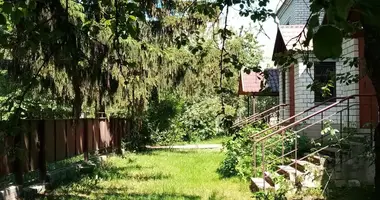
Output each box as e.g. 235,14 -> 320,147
320,147 -> 351,161
290,159 -> 320,172
306,154 -> 332,167
264,171 -> 275,187
250,177 -> 274,192
277,165 -> 304,182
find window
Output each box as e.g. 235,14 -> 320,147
282,70 -> 286,103
314,62 -> 336,102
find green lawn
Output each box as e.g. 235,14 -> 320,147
41,150 -> 252,200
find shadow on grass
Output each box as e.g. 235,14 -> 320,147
137,149 -> 215,155
95,164 -> 170,181
102,192 -> 201,200
40,159 -> 173,200
41,192 -> 201,200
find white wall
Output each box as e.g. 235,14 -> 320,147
276,0 -> 361,130
286,39 -> 360,134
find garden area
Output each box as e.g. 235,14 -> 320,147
38,150 -> 252,200
0,0 -> 378,199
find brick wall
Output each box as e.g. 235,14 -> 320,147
276,0 -> 360,130
289,39 -> 360,130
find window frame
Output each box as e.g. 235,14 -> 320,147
313,62 -> 337,103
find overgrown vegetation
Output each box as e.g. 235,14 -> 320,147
145,96 -> 239,145
218,125 -> 312,179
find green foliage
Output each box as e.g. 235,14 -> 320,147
218,125 -> 312,179
313,25 -> 343,61
178,97 -> 235,142
147,96 -> 237,145
147,94 -> 185,133
255,96 -> 279,113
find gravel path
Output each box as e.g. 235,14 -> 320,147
146,144 -> 223,150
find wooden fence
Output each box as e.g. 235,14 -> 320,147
0,118 -> 131,184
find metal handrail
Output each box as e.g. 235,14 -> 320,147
249,96 -> 352,140
232,104 -> 288,128
252,94 -> 376,185
255,94 -> 375,143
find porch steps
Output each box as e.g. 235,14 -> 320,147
277,165 -> 304,182
290,159 -> 319,172
250,154 -> 328,192
306,154 -> 332,167
250,177 -> 274,192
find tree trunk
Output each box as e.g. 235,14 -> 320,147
362,21 -> 380,198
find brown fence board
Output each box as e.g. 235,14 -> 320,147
7,136 -> 14,173
93,120 -> 100,151
55,120 -> 67,161
0,135 -> 10,176
111,119 -> 116,148
111,119 -> 120,150
0,118 -> 131,179
99,120 -> 107,149
22,121 -> 30,172
87,120 -> 94,152
44,120 -> 55,162
66,120 -> 76,157
29,121 -> 39,171
76,120 -> 84,154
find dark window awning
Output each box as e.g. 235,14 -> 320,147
238,68 -> 279,96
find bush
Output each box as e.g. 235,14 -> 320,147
146,96 -> 236,145
174,97 -> 235,142
218,125 -> 312,179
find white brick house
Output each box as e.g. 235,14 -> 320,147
269,0 -> 378,185
274,0 -> 378,138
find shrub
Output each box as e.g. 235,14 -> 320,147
147,96 -> 237,145
218,125 -> 312,179
174,97 -> 235,142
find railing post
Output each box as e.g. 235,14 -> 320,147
262,141 -> 265,190
253,137 -> 256,176
294,132 -> 298,184
282,130 -> 285,165
321,112 -> 324,146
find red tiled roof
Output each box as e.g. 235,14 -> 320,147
241,71 -> 262,93
238,69 -> 279,96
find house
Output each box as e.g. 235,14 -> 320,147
249,0 -> 378,190
274,0 -> 378,137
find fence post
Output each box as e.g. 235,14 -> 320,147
38,120 -> 47,182
83,119 -> 88,161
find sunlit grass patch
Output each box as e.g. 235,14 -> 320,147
40,150 -> 252,200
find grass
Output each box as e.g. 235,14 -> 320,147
40,150 -> 252,200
